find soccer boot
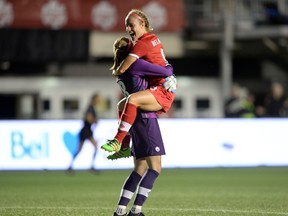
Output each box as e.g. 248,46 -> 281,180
89,167 -> 100,174
65,167 -> 74,175
127,212 -> 145,216
101,138 -> 121,152
107,148 -> 132,160
113,212 -> 127,216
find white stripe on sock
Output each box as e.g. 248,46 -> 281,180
119,121 -> 132,132
137,186 -> 151,197
121,189 -> 134,199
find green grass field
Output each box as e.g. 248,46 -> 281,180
1,167 -> 288,216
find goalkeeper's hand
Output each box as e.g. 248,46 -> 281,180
163,74 -> 177,93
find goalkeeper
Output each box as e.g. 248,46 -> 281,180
110,36 -> 175,216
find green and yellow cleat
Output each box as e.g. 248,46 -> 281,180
107,148 -> 132,160
101,138 -> 121,152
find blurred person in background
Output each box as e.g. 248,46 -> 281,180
224,83 -> 256,118
263,81 -> 288,117
242,91 -> 256,118
66,93 -> 100,174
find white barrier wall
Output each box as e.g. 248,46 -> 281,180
0,76 -> 223,119
1,118 -> 288,170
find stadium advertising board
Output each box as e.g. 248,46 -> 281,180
0,119 -> 288,170
0,0 -> 185,31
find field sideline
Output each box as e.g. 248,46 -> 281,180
1,167 -> 288,216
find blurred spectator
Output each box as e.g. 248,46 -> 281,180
263,2 -> 288,25
224,83 -> 256,118
263,81 -> 288,117
242,91 -> 256,118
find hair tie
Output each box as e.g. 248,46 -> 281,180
130,12 -> 144,23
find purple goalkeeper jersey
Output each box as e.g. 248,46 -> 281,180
117,59 -> 173,96
116,59 -> 169,158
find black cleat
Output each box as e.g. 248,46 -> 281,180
113,212 -> 127,216
65,168 -> 74,175
127,212 -> 145,216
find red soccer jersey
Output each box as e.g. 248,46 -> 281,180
129,33 -> 168,86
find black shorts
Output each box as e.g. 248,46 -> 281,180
79,123 -> 93,141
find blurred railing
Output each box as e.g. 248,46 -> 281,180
184,0 -> 288,32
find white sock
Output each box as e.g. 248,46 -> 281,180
115,205 -> 127,215
131,205 -> 142,214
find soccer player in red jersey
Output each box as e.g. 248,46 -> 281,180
101,9 -> 176,153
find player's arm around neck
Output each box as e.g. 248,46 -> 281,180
113,55 -> 137,75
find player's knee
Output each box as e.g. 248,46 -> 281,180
127,94 -> 139,105
148,160 -> 162,174
152,166 -> 162,174
134,166 -> 148,176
